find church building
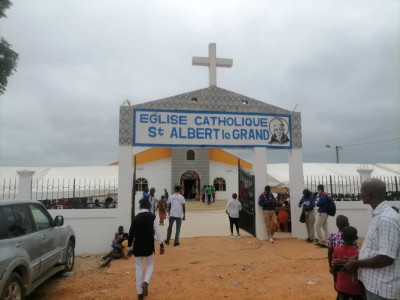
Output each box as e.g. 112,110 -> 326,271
116,43 -> 303,240
111,146 -> 252,201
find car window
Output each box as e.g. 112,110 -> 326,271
29,204 -> 53,231
4,205 -> 34,237
0,208 -> 8,240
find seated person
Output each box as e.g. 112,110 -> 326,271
104,196 -> 114,208
117,225 -> 125,238
99,233 -> 123,267
120,233 -> 129,259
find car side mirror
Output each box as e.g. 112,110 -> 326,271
54,215 -> 64,227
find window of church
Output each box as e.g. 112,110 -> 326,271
186,150 -> 195,160
135,178 -> 148,191
213,177 -> 226,191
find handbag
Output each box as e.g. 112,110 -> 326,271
299,211 -> 306,223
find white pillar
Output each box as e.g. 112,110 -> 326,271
16,170 -> 35,200
288,149 -> 305,239
253,147 -> 267,240
117,145 -> 133,228
357,167 -> 373,183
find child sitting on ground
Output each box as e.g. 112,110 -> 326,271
120,233 -> 129,259
332,226 -> 364,300
100,233 -> 123,267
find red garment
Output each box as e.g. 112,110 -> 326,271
333,245 -> 363,295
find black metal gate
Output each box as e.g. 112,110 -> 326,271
238,167 -> 256,236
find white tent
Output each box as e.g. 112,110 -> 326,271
267,163 -> 400,187
1,163 -> 399,200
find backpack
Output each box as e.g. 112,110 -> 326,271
326,197 -> 336,216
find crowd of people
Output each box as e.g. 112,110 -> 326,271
99,178 -> 399,300
295,179 -> 400,300
200,185 -> 216,205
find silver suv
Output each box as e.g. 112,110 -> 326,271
0,199 -> 75,299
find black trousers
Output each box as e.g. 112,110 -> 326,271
229,216 -> 239,234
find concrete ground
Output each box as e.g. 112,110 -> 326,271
157,200 -> 292,240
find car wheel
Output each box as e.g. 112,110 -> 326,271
1,272 -> 26,300
64,240 -> 75,272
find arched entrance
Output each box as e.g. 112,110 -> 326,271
180,170 -> 200,200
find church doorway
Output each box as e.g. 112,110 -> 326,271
180,170 -> 200,200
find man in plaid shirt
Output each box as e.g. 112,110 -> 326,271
342,178 -> 400,300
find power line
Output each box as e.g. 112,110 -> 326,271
341,137 -> 400,148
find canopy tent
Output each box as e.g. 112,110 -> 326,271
1,163 -> 399,200
266,163 -> 400,187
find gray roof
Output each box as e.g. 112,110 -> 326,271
134,86 -> 291,114
120,86 -> 302,148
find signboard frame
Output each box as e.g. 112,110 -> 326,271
133,108 -> 292,149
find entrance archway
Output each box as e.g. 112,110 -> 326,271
119,43 -> 304,241
180,170 -> 200,200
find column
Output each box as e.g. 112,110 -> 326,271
117,145 -> 133,226
357,165 -> 374,183
16,170 -> 35,200
253,147 -> 267,240
288,149 -> 305,238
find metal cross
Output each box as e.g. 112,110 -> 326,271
192,43 -> 233,87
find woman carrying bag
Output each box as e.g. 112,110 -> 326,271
298,189 -> 316,243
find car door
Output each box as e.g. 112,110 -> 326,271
28,203 -> 62,273
3,204 -> 42,281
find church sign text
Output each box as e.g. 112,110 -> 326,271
133,109 -> 291,148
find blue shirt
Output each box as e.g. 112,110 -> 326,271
258,192 -> 276,210
298,196 -> 315,211
316,192 -> 329,213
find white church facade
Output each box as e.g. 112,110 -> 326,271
110,146 -> 253,202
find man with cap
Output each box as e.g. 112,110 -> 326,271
128,197 -> 164,299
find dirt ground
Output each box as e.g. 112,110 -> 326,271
28,236 -> 340,300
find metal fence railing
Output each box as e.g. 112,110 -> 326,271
0,177 -> 119,209
0,178 -> 18,200
304,175 -> 399,201
1,174 -> 399,204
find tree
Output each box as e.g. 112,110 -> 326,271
0,0 -> 18,95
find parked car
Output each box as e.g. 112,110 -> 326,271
0,199 -> 75,299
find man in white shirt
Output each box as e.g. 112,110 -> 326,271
342,178 -> 400,300
225,193 -> 242,238
165,185 -> 186,247
148,187 -> 157,214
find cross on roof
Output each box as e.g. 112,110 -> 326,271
192,43 -> 233,87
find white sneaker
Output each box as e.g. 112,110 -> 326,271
269,237 -> 274,243
230,234 -> 235,239
236,234 -> 241,238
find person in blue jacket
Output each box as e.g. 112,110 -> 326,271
259,185 -> 277,243
298,189 -> 316,243
315,184 -> 330,247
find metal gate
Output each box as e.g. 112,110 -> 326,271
238,167 -> 256,236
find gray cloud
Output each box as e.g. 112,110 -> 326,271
0,0 -> 399,167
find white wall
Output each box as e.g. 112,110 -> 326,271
48,200 -> 143,255
210,161 -> 238,200
51,200 -> 400,255
135,158 -> 171,197
293,200 -> 400,238
48,209 -> 119,255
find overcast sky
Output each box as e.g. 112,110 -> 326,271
0,0 -> 399,167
